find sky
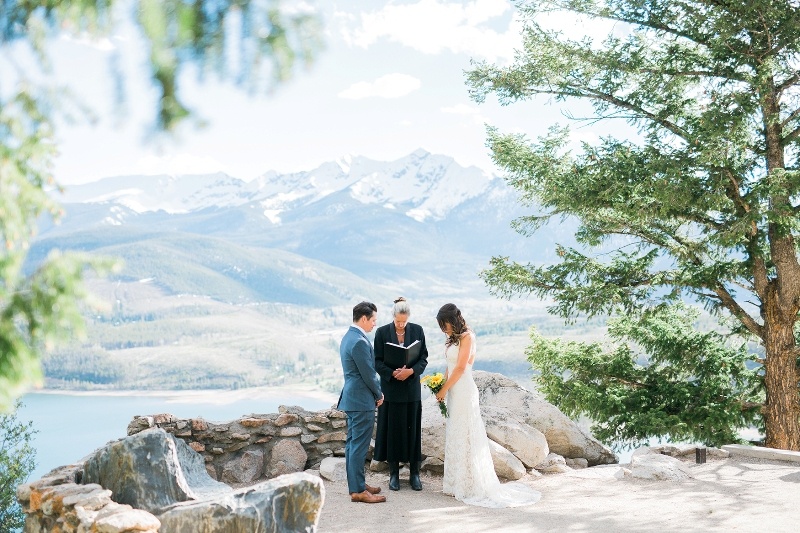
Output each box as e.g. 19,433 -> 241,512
19,0 -> 621,186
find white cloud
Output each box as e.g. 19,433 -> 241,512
441,103 -> 488,124
338,0 -> 521,63
135,153 -> 225,175
338,73 -> 421,99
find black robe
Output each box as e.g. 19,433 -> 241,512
373,322 -> 429,463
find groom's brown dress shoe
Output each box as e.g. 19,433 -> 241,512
365,484 -> 381,495
351,490 -> 386,503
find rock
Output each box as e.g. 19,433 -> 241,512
274,413 -> 299,426
221,449 -> 264,484
94,507 -> 161,533
82,428 -> 230,512
488,440 -> 527,480
635,444 -> 730,460
370,460 -> 389,472
319,457 -> 347,482
535,453 -> 572,474
62,486 -> 113,510
421,396 -> 447,461
474,371 -> 617,465
566,457 -> 589,469
421,456 -> 444,474
267,439 -> 308,478
567,464 -> 629,479
157,473 -> 324,533
708,447 -> 731,459
481,405 -> 549,468
629,452 -> 694,481
317,431 -> 346,443
127,416 -> 154,436
239,417 -> 270,428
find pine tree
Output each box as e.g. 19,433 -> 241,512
468,0 -> 800,449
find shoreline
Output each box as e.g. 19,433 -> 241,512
24,384 -> 339,406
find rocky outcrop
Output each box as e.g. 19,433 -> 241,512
18,428 -> 325,532
418,372 -> 614,479
83,428 -> 230,512
17,463 -> 162,533
157,473 -> 324,533
474,371 -> 617,465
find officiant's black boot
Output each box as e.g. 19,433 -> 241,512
389,462 -> 400,491
409,461 -> 422,491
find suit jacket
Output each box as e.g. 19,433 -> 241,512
374,322 -> 429,402
338,326 -> 383,411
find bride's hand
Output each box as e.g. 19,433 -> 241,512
435,391 -> 445,402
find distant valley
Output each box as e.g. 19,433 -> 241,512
33,150 -> 601,392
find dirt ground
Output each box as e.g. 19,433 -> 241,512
315,456 -> 800,533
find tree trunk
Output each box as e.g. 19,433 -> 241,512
762,288 -> 800,450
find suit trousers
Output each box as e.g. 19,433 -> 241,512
345,409 -> 374,494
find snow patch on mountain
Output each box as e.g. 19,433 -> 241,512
59,150 -> 499,222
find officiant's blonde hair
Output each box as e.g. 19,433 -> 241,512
392,297 -> 411,316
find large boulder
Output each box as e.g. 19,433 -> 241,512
488,440 -> 527,480
421,396 -> 447,461
629,452 -> 693,481
82,428 -> 230,512
481,405 -> 549,468
474,371 -> 617,465
157,473 -> 325,533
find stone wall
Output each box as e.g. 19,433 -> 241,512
127,405 -> 348,485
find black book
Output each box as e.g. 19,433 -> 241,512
383,340 -> 422,369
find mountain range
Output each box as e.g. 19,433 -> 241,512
37,149 -> 574,304
31,149 -> 585,391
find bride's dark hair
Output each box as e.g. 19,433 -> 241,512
436,303 -> 469,347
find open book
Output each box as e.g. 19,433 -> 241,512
383,339 -> 422,369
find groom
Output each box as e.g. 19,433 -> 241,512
338,301 -> 386,503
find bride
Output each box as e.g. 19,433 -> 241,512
434,303 -> 541,508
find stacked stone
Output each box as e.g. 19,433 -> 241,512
126,405 -> 348,485
16,464 -> 160,533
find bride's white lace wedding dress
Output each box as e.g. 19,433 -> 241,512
443,330 -> 541,508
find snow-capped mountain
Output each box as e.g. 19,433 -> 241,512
34,149 -> 577,298
60,149 -> 495,223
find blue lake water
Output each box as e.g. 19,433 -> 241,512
16,390 -> 336,482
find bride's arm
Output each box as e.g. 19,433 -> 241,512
435,333 -> 472,401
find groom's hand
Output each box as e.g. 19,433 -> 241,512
376,394 -> 384,407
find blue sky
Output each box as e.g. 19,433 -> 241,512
37,0 -> 617,186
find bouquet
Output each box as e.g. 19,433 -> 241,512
421,373 -> 448,418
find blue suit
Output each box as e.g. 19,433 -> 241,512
338,325 -> 382,494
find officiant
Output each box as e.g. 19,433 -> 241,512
373,297 -> 429,491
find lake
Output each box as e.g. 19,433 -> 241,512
16,388 -> 338,482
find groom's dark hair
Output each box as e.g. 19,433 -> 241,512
353,301 -> 377,322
